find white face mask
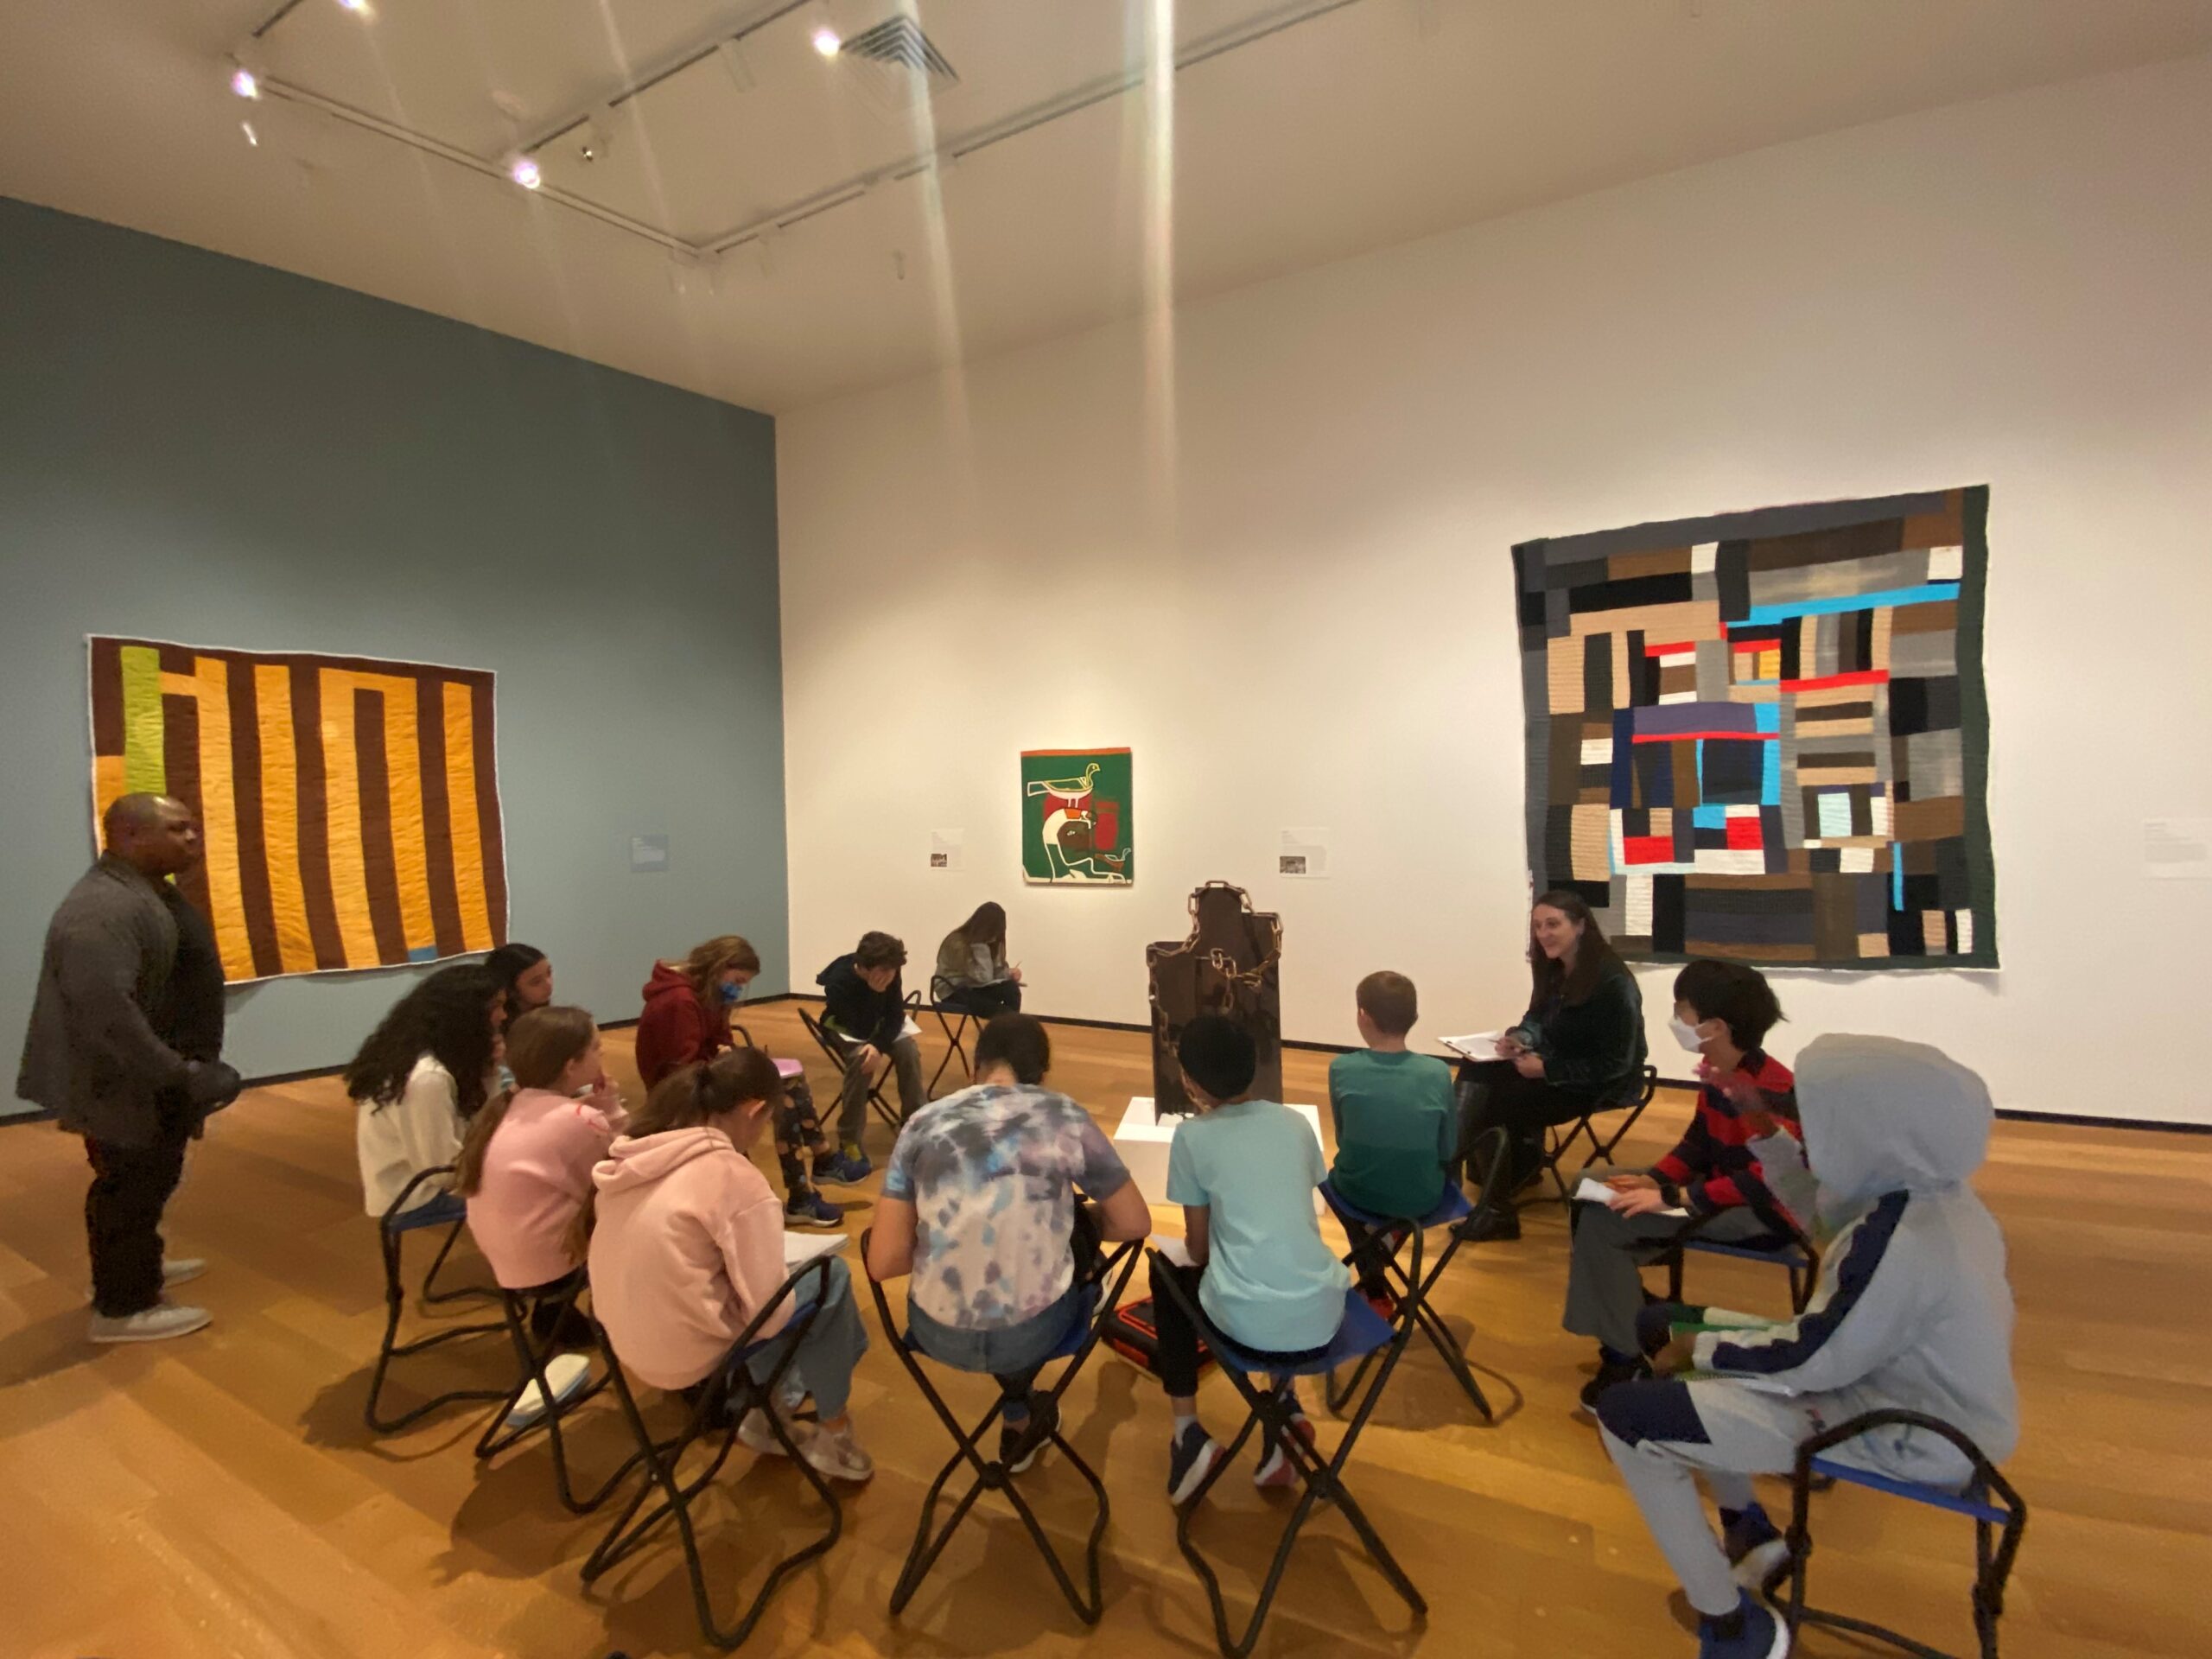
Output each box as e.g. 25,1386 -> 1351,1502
1669,1016 -> 1709,1053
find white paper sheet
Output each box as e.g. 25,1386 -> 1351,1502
1440,1030 -> 1508,1058
1150,1233 -> 1196,1269
1573,1175 -> 1688,1218
784,1231 -> 848,1268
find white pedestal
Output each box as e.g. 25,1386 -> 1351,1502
1113,1096 -> 1327,1215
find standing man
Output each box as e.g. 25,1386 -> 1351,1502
17,794 -> 241,1343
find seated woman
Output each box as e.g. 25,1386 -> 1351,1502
867,1013 -> 1150,1471
933,901 -> 1024,1019
1565,959 -> 1802,1412
588,1049 -> 875,1483
638,934 -> 850,1223
455,1005 -> 628,1313
1457,890 -> 1647,1241
347,963 -> 505,1220
485,942 -> 554,1033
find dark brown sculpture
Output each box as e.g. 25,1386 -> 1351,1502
1146,880 -> 1283,1116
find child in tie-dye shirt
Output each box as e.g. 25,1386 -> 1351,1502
868,1014 -> 1152,1469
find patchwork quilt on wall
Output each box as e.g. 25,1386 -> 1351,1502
1511,487 -> 1996,969
87,638 -> 508,982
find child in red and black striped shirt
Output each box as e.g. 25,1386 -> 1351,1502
1565,960 -> 1802,1414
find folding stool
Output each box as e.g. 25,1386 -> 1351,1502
864,1233 -> 1141,1624
1149,1238 -> 1427,1658
581,1256 -> 843,1651
1783,1408 -> 2028,1659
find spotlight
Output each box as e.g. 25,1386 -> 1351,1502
578,106 -> 614,163
810,24 -> 841,56
508,155 -> 543,190
336,0 -> 371,12
230,66 -> 260,99
242,120 -> 259,147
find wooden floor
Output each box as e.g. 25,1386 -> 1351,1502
3,1005 -> 2207,1659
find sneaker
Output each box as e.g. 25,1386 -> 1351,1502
1362,1289 -> 1398,1324
1725,1503 -> 1790,1594
814,1151 -> 873,1185
785,1190 -> 844,1230
1452,1205 -> 1521,1244
1576,1354 -> 1650,1419
738,1407 -> 813,1459
999,1395 -> 1059,1474
86,1257 -> 208,1305
802,1422 -> 875,1484
503,1352 -> 594,1430
1697,1591 -> 1790,1658
89,1301 -> 211,1344
1252,1411 -> 1319,1489
1167,1421 -> 1224,1506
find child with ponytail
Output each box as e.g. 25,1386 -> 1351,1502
585,1049 -> 875,1483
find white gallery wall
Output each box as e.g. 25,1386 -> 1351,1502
779,54 -> 2212,1124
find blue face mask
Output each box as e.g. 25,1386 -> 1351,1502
719,982 -> 742,1006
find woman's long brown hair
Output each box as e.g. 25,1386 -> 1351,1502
1528,889 -> 1625,1008
454,1005 -> 597,1196
957,901 -> 1007,952
562,1048 -> 785,1262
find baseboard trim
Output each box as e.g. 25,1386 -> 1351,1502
11,1001 -> 2198,1136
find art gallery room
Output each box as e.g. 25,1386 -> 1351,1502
5,0 -> 2212,1656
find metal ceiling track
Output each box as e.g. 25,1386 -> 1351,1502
242,0 -> 1371,263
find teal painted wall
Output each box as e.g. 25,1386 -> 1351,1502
1,198 -> 787,1109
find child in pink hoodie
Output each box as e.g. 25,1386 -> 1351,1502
588,1048 -> 874,1484
458,1006 -> 628,1296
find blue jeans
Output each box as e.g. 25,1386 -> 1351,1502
906,1282 -> 1088,1402
741,1255 -> 870,1419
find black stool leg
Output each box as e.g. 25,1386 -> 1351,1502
363,1221 -> 508,1434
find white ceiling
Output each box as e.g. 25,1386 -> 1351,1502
5,0 -> 2211,413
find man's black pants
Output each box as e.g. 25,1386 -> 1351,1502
86,1123 -> 191,1318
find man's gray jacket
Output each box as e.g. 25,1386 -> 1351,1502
16,855 -> 192,1146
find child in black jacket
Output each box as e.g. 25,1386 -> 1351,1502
817,931 -> 925,1175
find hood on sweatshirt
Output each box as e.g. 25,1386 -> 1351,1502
641,961 -> 698,1007
1793,1033 -> 1992,1218
594,1124 -> 740,1198
816,953 -> 857,993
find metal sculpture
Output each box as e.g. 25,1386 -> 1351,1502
1146,880 -> 1283,1116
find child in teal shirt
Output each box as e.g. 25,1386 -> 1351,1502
1327,971 -> 1457,1300
1153,1016 -> 1349,1504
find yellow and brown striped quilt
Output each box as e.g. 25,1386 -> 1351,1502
87,637 -> 508,982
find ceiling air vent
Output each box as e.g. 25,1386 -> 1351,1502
836,15 -> 959,113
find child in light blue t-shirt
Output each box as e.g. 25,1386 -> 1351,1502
1153,1015 -> 1349,1505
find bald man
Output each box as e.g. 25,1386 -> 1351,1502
17,794 -> 242,1342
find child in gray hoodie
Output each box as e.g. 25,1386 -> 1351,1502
1594,1033 -> 2018,1659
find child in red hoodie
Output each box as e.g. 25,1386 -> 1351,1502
637,936 -> 852,1226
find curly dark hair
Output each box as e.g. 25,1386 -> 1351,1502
344,963 -> 502,1117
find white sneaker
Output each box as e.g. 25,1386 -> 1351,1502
802,1423 -> 876,1484
85,1257 -> 208,1305
501,1352 -> 594,1429
737,1408 -> 813,1459
90,1302 -> 212,1344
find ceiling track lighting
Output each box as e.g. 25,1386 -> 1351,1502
219,0 -> 1363,278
